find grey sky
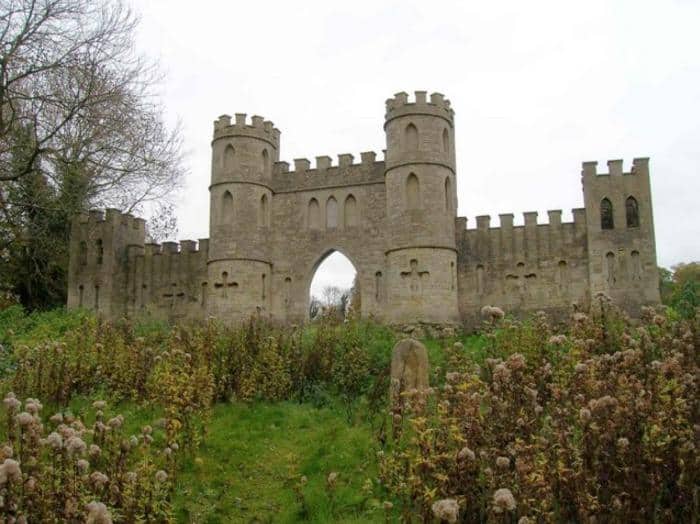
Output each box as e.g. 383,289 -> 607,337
133,0 -> 700,297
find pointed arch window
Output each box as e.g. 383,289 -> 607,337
223,144 -> 235,170
626,196 -> 639,228
344,194 -> 358,227
600,198 -> 614,230
221,190 -> 234,223
442,128 -> 449,153
405,123 -> 418,151
308,198 -> 320,229
326,196 -> 338,228
406,173 -> 420,209
262,149 -> 270,177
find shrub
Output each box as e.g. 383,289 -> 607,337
0,394 -> 175,522
378,303 -> 699,522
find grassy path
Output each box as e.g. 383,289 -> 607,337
173,402 -> 382,523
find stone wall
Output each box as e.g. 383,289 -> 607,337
67,91 -> 661,328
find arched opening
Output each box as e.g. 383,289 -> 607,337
258,194 -> 269,227
626,196 -> 639,228
308,250 -> 358,321
406,173 -> 420,209
221,190 -> 234,223
444,176 -> 452,211
223,144 -> 235,170
442,128 -> 449,153
326,196 -> 338,228
405,123 -> 418,151
600,197 -> 614,230
308,198 -> 320,229
344,194 -> 358,227
262,148 -> 270,177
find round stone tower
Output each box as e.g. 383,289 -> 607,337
208,113 -> 280,320
383,91 -> 459,324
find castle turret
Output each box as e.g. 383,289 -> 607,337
207,113 -> 280,319
383,91 -> 460,324
581,158 -> 660,312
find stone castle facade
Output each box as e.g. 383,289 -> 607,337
67,91 -> 661,326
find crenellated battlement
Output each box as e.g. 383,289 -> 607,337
459,208 -> 587,231
456,206 -> 590,278
581,157 -> 650,177
385,90 -> 454,124
212,113 -> 280,147
142,239 -> 210,257
269,152 -> 384,193
74,208 -> 146,238
275,150 -> 382,175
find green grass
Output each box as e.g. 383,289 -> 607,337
173,401 -> 381,523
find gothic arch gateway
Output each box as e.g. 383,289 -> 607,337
67,91 -> 661,326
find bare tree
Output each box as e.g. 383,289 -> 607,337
0,0 -> 186,309
321,285 -> 344,307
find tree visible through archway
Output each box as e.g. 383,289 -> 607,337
309,251 -> 357,320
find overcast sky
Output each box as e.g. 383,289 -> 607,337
133,0 -> 700,296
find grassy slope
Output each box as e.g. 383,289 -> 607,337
173,402 -> 381,523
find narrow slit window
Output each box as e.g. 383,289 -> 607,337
79,241 -> 88,266
96,239 -> 103,265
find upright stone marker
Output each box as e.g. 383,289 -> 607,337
390,338 -> 429,403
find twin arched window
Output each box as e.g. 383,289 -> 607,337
601,196 -> 640,230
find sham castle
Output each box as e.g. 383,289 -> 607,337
67,91 -> 661,326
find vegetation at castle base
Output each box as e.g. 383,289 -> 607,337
0,301 -> 697,522
379,298 -> 699,523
